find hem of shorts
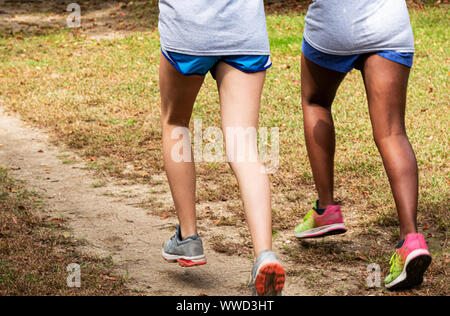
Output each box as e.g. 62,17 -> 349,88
161,44 -> 271,57
302,53 -> 351,74
161,48 -> 208,76
302,34 -> 415,56
377,53 -> 413,69
223,60 -> 273,74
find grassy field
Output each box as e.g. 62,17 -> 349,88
0,1 -> 448,295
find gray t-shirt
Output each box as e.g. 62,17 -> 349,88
304,0 -> 415,55
158,0 -> 270,56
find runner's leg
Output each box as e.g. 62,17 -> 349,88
159,53 -> 205,239
361,54 -> 418,239
301,54 -> 346,208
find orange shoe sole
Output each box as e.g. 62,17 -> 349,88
255,263 -> 285,295
163,257 -> 207,268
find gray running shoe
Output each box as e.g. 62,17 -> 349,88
249,250 -> 285,296
162,225 -> 207,267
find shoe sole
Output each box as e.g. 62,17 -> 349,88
386,249 -> 432,291
294,223 -> 347,239
255,262 -> 285,296
162,251 -> 207,268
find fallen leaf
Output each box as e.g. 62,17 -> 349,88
160,214 -> 169,220
356,254 -> 367,261
102,275 -> 119,281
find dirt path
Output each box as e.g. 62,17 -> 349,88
0,107 -> 308,296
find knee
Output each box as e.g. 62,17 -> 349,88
302,92 -> 334,109
372,130 -> 409,149
161,108 -> 190,128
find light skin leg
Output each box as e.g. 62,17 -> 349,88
159,53 -> 204,239
215,62 -> 272,257
160,56 -> 274,255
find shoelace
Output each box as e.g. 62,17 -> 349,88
389,252 -> 399,274
300,210 -> 313,223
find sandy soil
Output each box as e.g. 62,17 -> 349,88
0,107 -> 309,296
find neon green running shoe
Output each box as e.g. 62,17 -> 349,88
294,201 -> 347,239
385,233 -> 432,290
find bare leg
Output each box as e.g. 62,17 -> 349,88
361,54 -> 418,239
301,54 -> 346,208
159,54 -> 205,239
215,63 -> 272,257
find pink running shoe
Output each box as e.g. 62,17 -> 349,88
294,201 -> 347,239
385,233 -> 432,290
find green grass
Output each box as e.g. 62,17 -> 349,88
0,3 -> 448,295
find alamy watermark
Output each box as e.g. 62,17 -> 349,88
66,263 -> 81,288
366,263 -> 381,288
66,3 -> 81,28
170,118 -> 280,174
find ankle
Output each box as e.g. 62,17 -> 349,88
179,227 -> 198,241
399,226 -> 418,240
317,199 -> 334,209
254,248 -> 273,259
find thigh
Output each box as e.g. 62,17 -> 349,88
361,54 -> 411,138
301,54 -> 347,109
214,62 -> 266,162
159,53 -> 205,127
215,62 -> 266,129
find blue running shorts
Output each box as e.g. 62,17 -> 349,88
302,39 -> 414,73
161,48 -> 272,78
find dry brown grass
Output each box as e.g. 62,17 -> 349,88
0,168 -> 130,295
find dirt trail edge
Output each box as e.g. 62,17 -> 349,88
0,108 -> 308,296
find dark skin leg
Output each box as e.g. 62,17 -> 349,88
301,53 -> 418,239
301,54 -> 346,209
361,54 -> 418,239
